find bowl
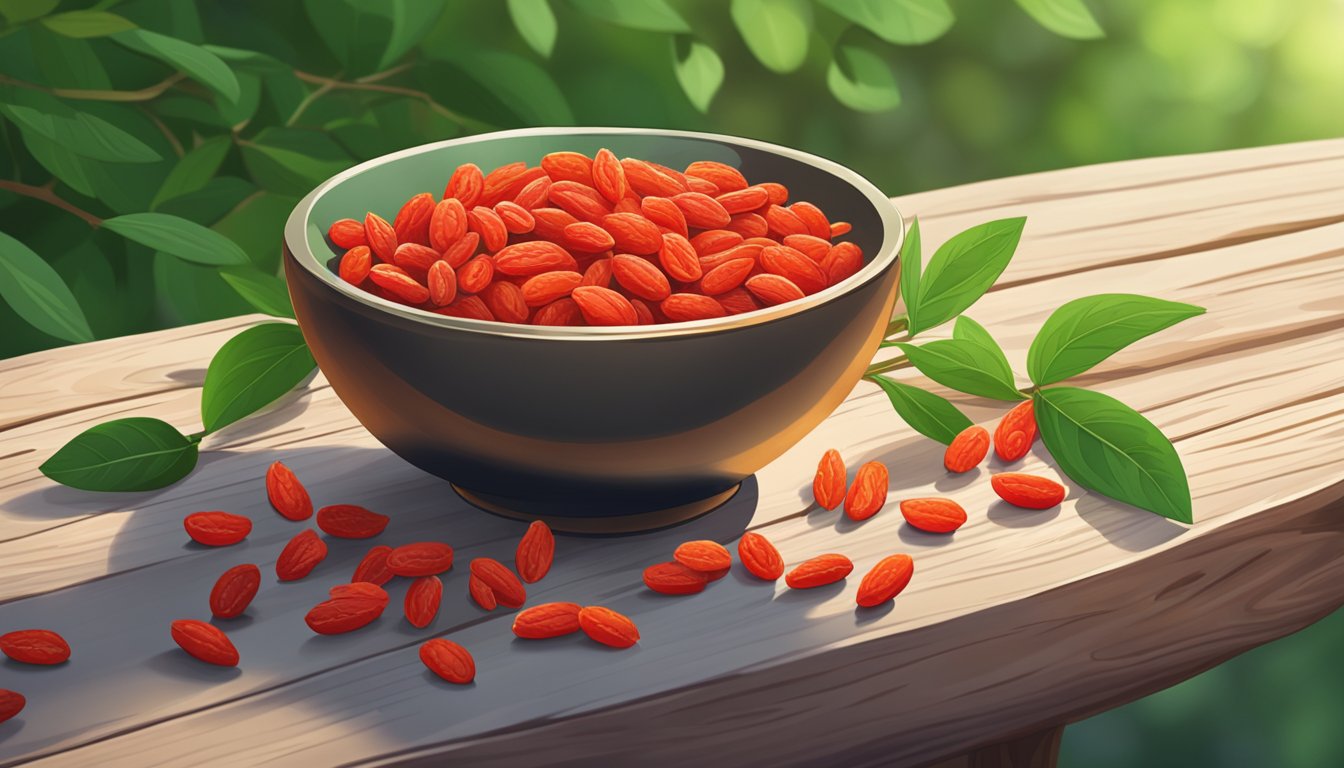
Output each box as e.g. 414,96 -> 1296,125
284,128 -> 902,533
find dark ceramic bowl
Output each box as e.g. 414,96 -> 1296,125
284,128 -> 902,532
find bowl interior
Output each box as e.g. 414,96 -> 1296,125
295,129 -> 896,332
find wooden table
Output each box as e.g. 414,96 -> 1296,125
2,139 -> 1342,767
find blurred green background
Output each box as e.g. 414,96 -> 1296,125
0,1 -> 1339,764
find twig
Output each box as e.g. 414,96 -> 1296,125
137,105 -> 185,157
292,70 -> 491,131
0,73 -> 185,102
0,179 -> 102,227
286,80 -> 335,127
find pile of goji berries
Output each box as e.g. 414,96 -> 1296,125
326,151 -> 863,326
636,400 -> 1066,611
0,403 -> 1062,721
161,463 -> 643,679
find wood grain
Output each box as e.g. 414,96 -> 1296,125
0,139 -> 1341,767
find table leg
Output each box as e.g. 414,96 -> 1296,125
923,725 -> 1063,768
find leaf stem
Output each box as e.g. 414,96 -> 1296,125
0,179 -> 102,227
885,315 -> 908,337
0,73 -> 185,102
865,354 -> 911,378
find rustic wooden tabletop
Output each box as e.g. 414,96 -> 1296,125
1,139 -> 1342,768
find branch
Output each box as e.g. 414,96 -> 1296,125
291,70 -> 491,131
0,179 -> 103,227
0,73 -> 185,102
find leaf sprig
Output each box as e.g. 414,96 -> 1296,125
868,217 -> 1204,523
40,322 -> 315,492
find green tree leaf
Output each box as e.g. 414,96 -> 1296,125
33,28 -> 113,88
156,176 -> 256,226
898,216 -> 921,329
18,126 -> 96,197
570,0 -> 689,32
103,212 -> 250,266
151,135 -> 232,210
0,0 -> 59,24
508,0 -> 557,57
1027,294 -> 1206,386
870,375 -> 973,445
201,322 -> 315,433
0,230 -> 94,343
40,417 -> 199,492
239,127 -> 352,196
1034,387 -> 1192,522
302,0 -> 443,74
893,339 -> 1025,401
0,86 -> 160,163
435,48 -> 573,125
377,0 -> 445,69
220,267 -> 294,317
1014,0 -> 1104,40
910,216 -> 1025,336
111,28 -> 241,102
818,0 -> 953,45
731,0 -> 811,74
671,37 -> 724,113
41,10 -> 136,38
826,44 -> 900,112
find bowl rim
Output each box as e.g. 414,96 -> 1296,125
285,127 -> 903,341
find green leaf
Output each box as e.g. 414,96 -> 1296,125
40,417 -> 199,492
220,267 -> 294,317
436,48 -> 573,125
302,0 -> 442,75
1034,387 -> 1192,522
826,44 -> 900,112
508,0 -> 557,57
151,135 -> 232,210
41,10 -> 136,38
156,176 -> 256,226
0,86 -> 160,163
898,216 -> 921,330
569,0 -> 689,32
893,339 -> 1025,401
103,212 -> 250,266
111,28 -> 240,102
211,192 -> 297,272
201,322 -> 315,433
18,126 -> 96,197
202,45 -> 290,73
731,0 -> 811,74
671,37 -> 724,113
953,315 -> 1012,366
239,127 -> 352,196
910,216 -> 1025,336
1028,294 -> 1206,386
33,28 -> 113,88
0,230 -> 94,343
1014,0 -> 1104,40
377,0 -> 445,69
0,0 -> 59,24
817,0 -> 953,45
870,375 -> 973,445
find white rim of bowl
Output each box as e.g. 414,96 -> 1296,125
285,127 -> 904,341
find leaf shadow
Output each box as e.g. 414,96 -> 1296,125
1075,494 -> 1189,552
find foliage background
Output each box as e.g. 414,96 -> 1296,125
1,0 -> 1340,764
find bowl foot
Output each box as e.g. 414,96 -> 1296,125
450,484 -> 740,534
